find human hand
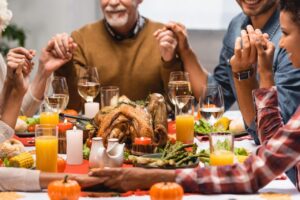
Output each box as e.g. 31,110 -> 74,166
12,62 -> 30,95
6,47 -> 35,80
154,26 -> 178,62
230,25 -> 257,72
165,22 -> 190,57
73,174 -> 108,189
254,29 -> 275,88
89,167 -> 176,192
39,33 -> 77,78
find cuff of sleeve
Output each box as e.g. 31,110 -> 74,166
21,169 -> 42,191
175,168 -> 200,193
0,120 -> 14,143
253,86 -> 278,110
20,87 -> 43,116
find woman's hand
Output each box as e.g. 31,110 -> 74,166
6,47 -> 35,80
38,32 -> 77,78
254,29 -> 275,88
154,26 -> 178,62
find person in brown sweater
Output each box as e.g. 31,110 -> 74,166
55,0 -> 182,111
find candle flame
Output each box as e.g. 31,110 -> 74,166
64,119 -> 68,123
73,126 -> 77,131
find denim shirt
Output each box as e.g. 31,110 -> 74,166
208,9 -> 300,186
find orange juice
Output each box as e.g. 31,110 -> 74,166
35,136 -> 58,172
210,150 -> 234,166
40,112 -> 59,125
176,114 -> 195,144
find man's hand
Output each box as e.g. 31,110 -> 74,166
39,32 -> 77,78
254,29 -> 275,88
230,25 -> 257,72
165,22 -> 190,57
154,26 -> 178,62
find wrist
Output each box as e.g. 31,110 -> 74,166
259,72 -> 274,89
232,66 -> 255,81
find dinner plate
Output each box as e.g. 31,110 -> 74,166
15,131 -> 35,137
133,153 -> 199,169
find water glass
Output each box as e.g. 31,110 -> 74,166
175,95 -> 195,144
209,132 -> 234,166
35,124 -> 58,172
100,86 -> 119,108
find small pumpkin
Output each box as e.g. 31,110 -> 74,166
48,175 -> 81,200
149,182 -> 184,200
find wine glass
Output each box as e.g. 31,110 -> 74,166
199,85 -> 224,126
45,76 -> 69,113
77,67 -> 100,103
168,71 -> 191,106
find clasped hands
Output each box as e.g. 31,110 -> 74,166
230,25 -> 275,87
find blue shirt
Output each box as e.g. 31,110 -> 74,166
207,9 -> 300,186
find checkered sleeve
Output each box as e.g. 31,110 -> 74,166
253,87 -> 283,143
175,105 -> 300,194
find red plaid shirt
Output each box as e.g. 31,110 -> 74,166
175,87 -> 300,194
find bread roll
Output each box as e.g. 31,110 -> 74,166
229,118 -> 246,134
0,139 -> 25,158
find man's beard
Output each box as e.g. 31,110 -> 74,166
105,13 -> 128,28
237,0 -> 278,17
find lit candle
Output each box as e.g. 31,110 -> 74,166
134,137 -> 152,145
66,126 -> 83,165
84,102 -> 99,118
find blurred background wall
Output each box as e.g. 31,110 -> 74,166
8,0 -> 240,108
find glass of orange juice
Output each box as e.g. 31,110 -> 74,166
209,132 -> 234,166
175,95 -> 195,144
35,124 -> 58,172
39,103 -> 59,125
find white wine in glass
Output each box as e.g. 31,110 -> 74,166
45,76 -> 69,113
168,71 -> 191,105
199,85 -> 224,125
77,67 -> 100,102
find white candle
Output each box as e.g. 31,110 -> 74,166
66,126 -> 83,165
84,102 -> 99,118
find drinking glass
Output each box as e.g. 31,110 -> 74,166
209,132 -> 234,166
39,103 -> 59,125
100,86 -> 119,108
45,76 -> 69,113
77,67 -> 100,103
175,95 -> 195,144
35,124 -> 58,172
199,85 -> 224,125
168,71 -> 191,106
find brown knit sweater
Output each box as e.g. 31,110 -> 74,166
56,18 -> 182,111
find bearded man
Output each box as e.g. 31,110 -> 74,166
55,0 -> 182,110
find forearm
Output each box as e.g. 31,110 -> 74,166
1,90 -> 24,128
180,48 -> 209,100
233,75 -> 258,127
30,63 -> 50,102
253,87 -> 283,142
0,79 -> 13,115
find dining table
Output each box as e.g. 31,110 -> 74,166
12,111 -> 300,199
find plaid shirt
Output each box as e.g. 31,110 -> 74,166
175,87 -> 300,194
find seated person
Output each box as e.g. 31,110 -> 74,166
166,0 -> 300,146
0,38 -> 105,192
88,0 -> 300,194
55,0 -> 182,111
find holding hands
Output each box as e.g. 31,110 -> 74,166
39,32 -> 77,78
154,25 -> 178,62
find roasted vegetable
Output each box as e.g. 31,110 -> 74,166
9,152 -> 34,168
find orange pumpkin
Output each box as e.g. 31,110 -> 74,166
48,175 -> 81,200
149,182 -> 184,200
57,157 -> 66,173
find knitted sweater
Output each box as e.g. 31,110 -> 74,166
56,18 -> 182,111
